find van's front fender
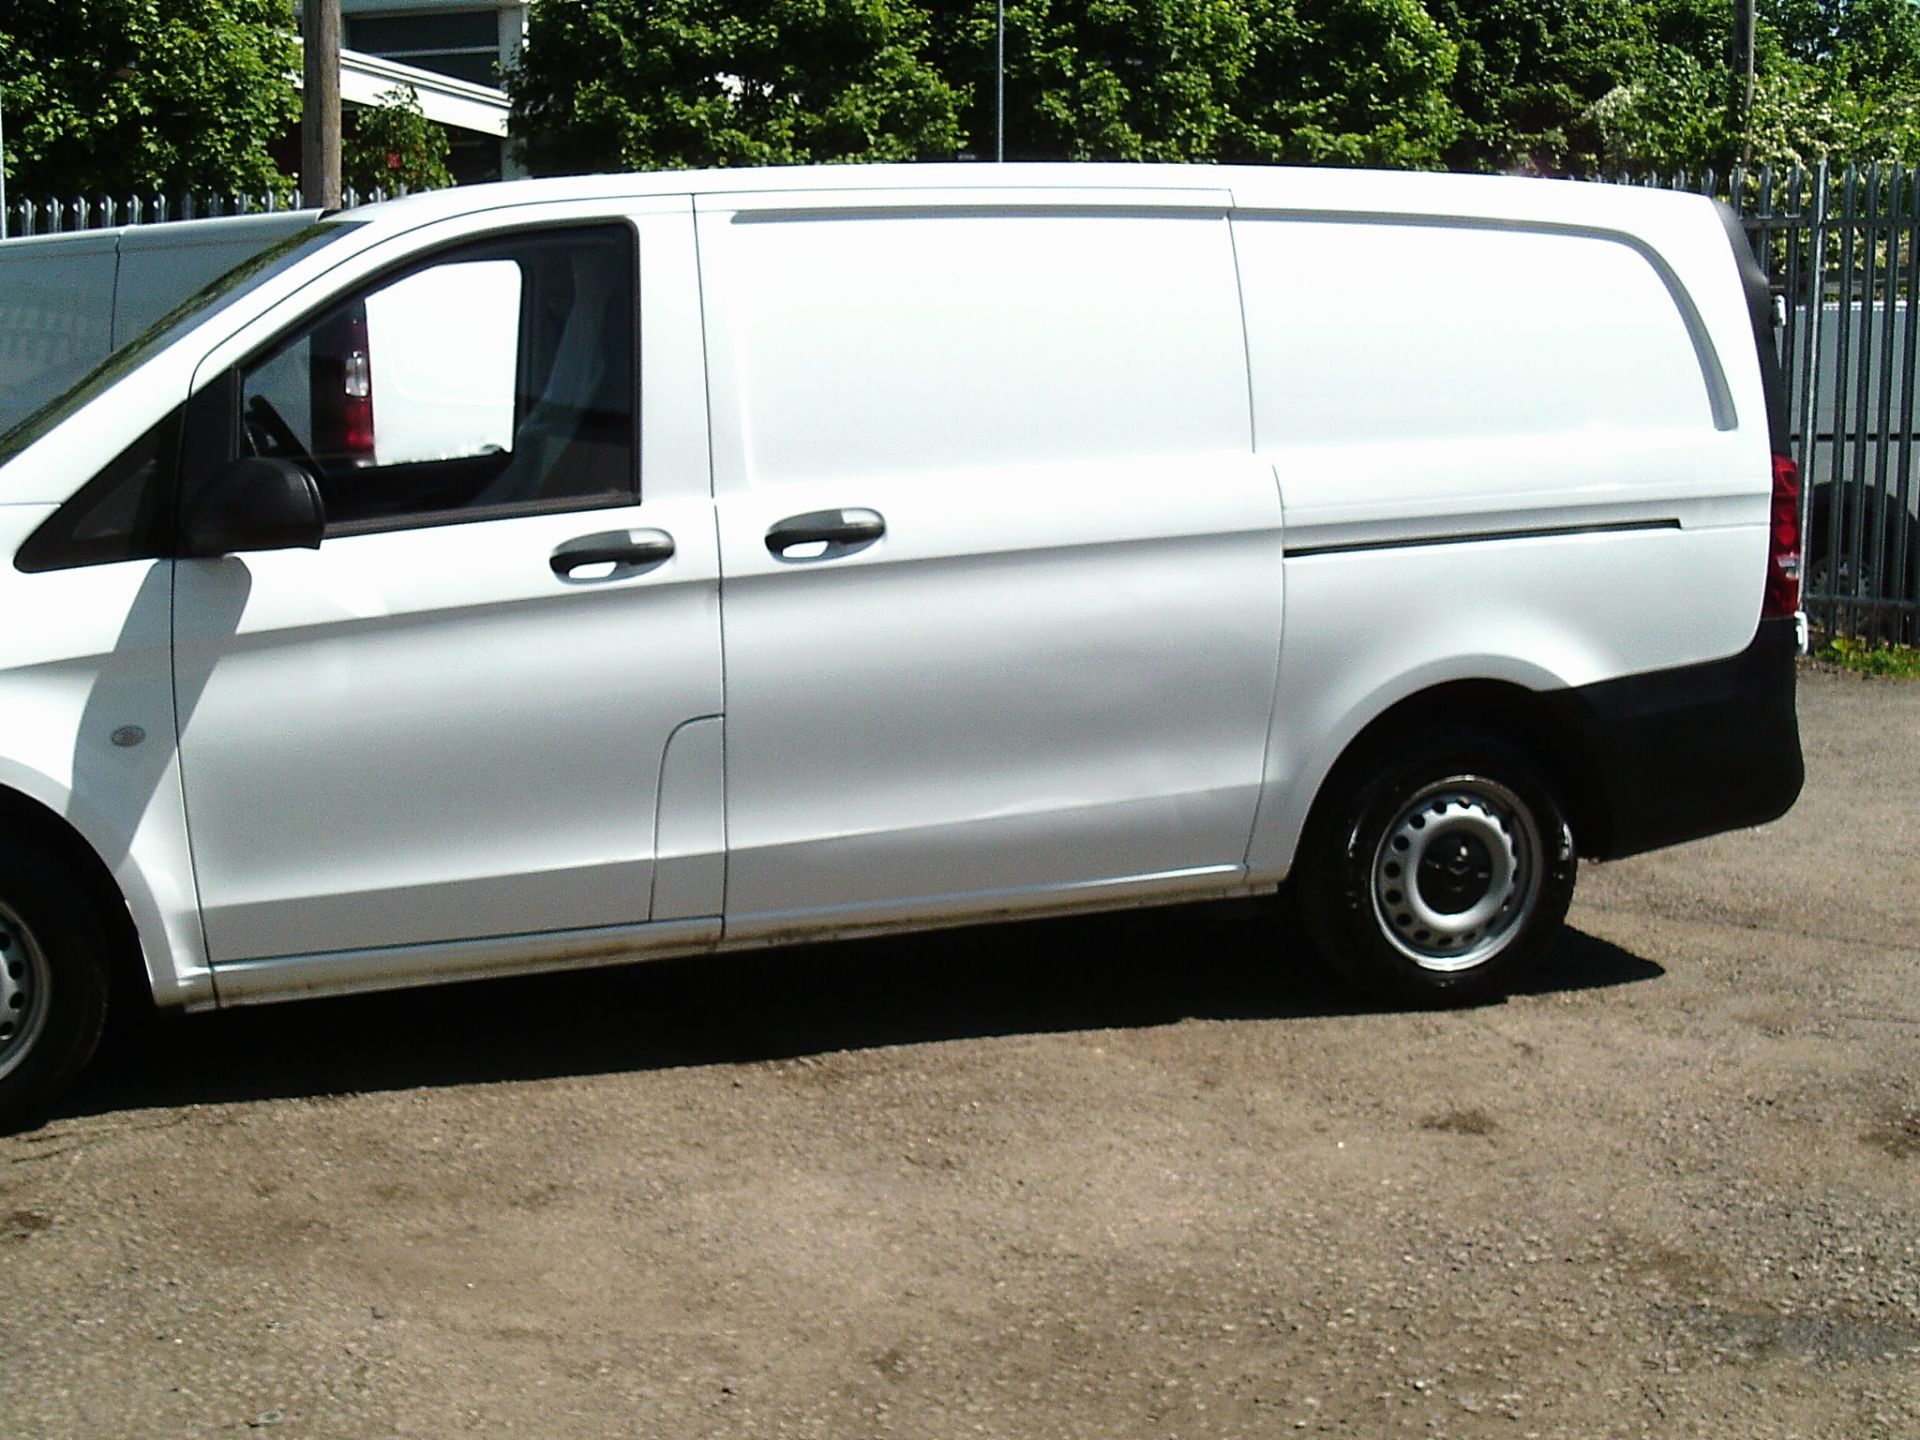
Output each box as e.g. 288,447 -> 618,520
0,528 -> 212,1009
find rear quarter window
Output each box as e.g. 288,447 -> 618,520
1235,218 -> 1718,446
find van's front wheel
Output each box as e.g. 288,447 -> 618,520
0,844 -> 111,1131
1297,735 -> 1576,1006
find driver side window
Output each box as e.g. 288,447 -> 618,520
238,224 -> 635,533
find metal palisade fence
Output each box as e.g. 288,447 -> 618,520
1641,162 -> 1920,644
0,189 -> 398,235
6,171 -> 1919,643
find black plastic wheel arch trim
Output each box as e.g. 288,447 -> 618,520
1548,615 -> 1803,861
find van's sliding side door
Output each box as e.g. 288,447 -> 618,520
700,188 -> 1285,936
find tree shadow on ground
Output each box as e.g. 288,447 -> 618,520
60,906 -> 1661,1120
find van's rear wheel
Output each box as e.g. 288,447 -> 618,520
0,844 -> 111,1131
1296,734 -> 1576,1005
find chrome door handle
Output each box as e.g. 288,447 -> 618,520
765,508 -> 885,560
550,529 -> 675,579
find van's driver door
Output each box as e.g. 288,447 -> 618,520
172,205 -> 725,966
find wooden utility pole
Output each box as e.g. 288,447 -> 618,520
302,0 -> 342,208
1733,0 -> 1757,167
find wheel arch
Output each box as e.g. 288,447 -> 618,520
0,785 -> 159,1016
1285,678 -> 1607,875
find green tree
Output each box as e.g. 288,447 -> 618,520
929,0 -> 1258,161
1577,0 -> 1920,172
508,0 -> 964,173
0,0 -> 297,196
1769,0 -> 1920,82
1228,0 -> 1461,167
1427,0 -> 1647,174
930,0 -> 1458,166
344,86 -> 455,195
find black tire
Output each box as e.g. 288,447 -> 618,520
0,842 -> 112,1131
1806,483 -> 1920,639
1294,731 -> 1576,1007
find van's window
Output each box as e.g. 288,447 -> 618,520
14,408 -> 183,573
719,209 -> 1249,483
1233,218 -> 1715,445
236,225 -> 635,533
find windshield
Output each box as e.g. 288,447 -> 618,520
0,220 -> 363,465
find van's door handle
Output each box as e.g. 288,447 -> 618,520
550,529 -> 675,579
765,508 -> 886,560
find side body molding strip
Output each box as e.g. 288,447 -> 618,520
1284,517 -> 1682,560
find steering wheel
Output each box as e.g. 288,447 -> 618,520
244,394 -> 317,471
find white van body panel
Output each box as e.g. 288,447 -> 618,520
1229,197 -> 1774,879
172,495 -> 723,960
171,198 -> 725,966
0,511 -> 211,1004
0,196 -> 723,1000
696,189 -> 1284,930
1243,523 -> 1769,879
0,164 -> 1793,1019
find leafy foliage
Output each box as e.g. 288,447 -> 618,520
0,0 -> 298,196
508,0 -> 965,172
1818,635 -> 1920,675
344,86 -> 455,195
1588,0 -> 1920,173
928,0 -> 1260,162
515,0 -> 1461,172
8,0 -> 1920,200
1227,0 -> 1460,168
1427,0 -> 1648,174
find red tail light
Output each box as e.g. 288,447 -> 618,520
1763,452 -> 1801,619
341,313 -> 375,462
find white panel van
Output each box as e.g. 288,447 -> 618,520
0,212 -> 318,439
0,165 -> 1804,1126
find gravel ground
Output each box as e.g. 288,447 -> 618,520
2,664 -> 1916,1440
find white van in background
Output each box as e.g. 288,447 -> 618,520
0,212 -> 318,439
0,165 -> 1805,1125
0,211 -> 507,476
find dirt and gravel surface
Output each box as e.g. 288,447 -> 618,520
2,665 -> 1916,1440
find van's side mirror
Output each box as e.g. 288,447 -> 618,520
178,457 -> 325,557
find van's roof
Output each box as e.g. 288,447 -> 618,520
337,162 -> 1720,233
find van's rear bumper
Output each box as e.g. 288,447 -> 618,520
1555,617 -> 1804,861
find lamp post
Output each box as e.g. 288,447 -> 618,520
1,82 -> 9,239
1733,0 -> 1756,167
995,0 -> 1005,163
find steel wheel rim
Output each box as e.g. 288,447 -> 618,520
1370,776 -> 1542,973
1806,551 -> 1879,600
0,901 -> 52,1083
